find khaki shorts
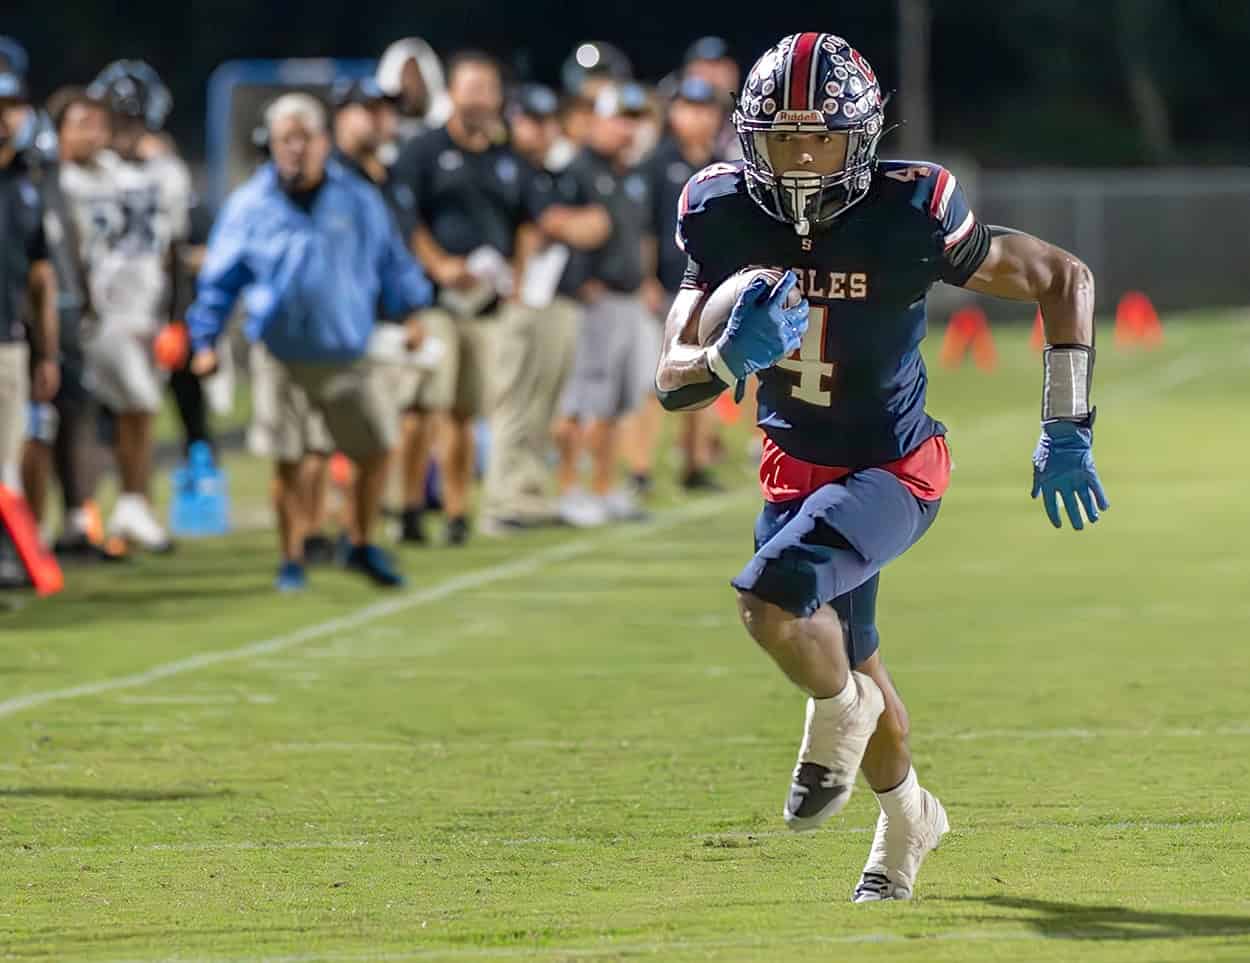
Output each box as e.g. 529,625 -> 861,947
380,310 -> 458,414
250,346 -> 397,463
424,307 -> 502,419
0,342 -> 28,478
248,343 -> 331,460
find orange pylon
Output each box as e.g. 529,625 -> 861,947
1115,292 -> 1163,349
940,307 -> 997,372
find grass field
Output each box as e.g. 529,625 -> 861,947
3,312 -> 1250,962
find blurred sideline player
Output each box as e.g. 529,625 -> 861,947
65,61 -> 191,552
21,87 -> 107,557
656,33 -> 1108,901
638,75 -> 726,493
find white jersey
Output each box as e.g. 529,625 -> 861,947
60,149 -> 192,335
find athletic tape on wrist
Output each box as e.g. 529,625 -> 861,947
705,344 -> 737,388
1041,344 -> 1094,422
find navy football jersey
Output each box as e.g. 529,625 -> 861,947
677,159 -> 990,468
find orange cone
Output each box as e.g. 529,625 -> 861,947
940,307 -> 995,370
0,485 -> 63,596
329,452 -> 355,488
1115,292 -> 1163,349
971,324 -> 998,372
1030,307 -> 1045,351
714,390 -> 741,425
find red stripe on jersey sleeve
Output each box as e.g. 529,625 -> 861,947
929,168 -> 951,219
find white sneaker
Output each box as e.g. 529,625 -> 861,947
109,494 -> 173,552
783,671 -> 885,832
853,785 -> 949,902
602,487 -> 648,523
558,491 -> 609,528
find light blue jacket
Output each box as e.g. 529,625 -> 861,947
187,160 -> 432,363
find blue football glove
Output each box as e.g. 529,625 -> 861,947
1031,419 -> 1110,530
707,272 -> 809,399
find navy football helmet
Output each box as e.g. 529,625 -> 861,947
735,33 -> 885,234
88,60 -> 172,132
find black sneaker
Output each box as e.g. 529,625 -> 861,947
53,533 -> 127,564
784,762 -> 850,832
302,533 -> 337,566
630,473 -> 654,498
446,515 -> 469,547
400,507 -> 427,544
343,543 -> 405,588
681,469 -> 725,493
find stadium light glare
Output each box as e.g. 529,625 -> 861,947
576,43 -> 600,69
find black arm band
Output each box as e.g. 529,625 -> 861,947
655,376 -> 727,412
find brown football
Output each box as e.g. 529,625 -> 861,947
696,267 -> 799,346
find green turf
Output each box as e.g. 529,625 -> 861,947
3,312 -> 1250,962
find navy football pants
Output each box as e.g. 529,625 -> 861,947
732,468 -> 940,666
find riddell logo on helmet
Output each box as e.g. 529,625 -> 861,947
774,110 -> 825,124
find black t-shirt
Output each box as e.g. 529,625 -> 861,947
526,161 -> 597,298
392,126 -> 531,260
0,156 -> 49,344
332,148 -> 411,240
565,147 -> 651,294
639,135 -> 708,295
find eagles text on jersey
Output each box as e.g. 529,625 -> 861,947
677,159 -> 990,468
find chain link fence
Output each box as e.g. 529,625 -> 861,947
975,169 -> 1250,318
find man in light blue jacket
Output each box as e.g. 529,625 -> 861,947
187,93 -> 432,591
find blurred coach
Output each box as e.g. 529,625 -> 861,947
0,67 -> 58,492
391,51 -> 533,546
639,75 -> 726,492
187,94 -> 432,592
482,84 -> 610,533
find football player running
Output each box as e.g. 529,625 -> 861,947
66,62 -> 192,553
656,33 -> 1108,902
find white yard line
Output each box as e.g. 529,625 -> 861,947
0,494 -> 746,722
91,926 -> 1241,963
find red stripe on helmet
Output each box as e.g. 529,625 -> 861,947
788,33 -> 819,111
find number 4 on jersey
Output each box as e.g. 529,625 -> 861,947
776,304 -> 834,405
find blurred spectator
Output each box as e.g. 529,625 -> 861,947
187,94 -> 432,591
479,84 -> 610,533
555,82 -> 653,526
393,52 -> 534,546
330,76 -> 441,553
61,61 -> 189,554
556,93 -> 594,152
21,87 -> 106,558
560,41 -> 633,102
376,37 -> 451,145
682,36 -> 741,161
637,75 -> 727,492
0,67 -> 59,493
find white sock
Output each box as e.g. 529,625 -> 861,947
69,508 -> 91,535
876,765 -> 924,824
115,493 -> 152,514
825,673 -> 859,713
799,675 -> 859,763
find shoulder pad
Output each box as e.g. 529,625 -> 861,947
676,161 -> 746,254
876,159 -> 975,244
